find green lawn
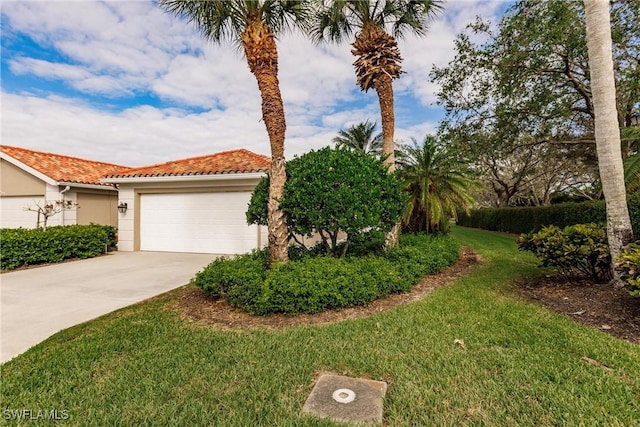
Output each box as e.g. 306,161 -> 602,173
2,227 -> 639,426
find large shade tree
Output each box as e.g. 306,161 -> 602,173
312,0 -> 443,245
583,0 -> 633,281
158,0 -> 310,265
432,0 -> 639,207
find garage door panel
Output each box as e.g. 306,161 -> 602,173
140,192 -> 258,254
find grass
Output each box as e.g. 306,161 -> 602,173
1,227 -> 639,426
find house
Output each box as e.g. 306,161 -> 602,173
103,149 -> 270,254
0,145 -> 127,229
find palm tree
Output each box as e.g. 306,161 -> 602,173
584,0 -> 633,281
312,0 -> 443,172
158,1 -> 310,265
398,135 -> 479,233
312,0 -> 443,247
332,120 -> 383,154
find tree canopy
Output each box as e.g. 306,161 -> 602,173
431,0 -> 639,207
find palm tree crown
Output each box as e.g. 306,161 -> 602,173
159,0 -> 311,265
312,1 -> 442,134
399,135 -> 479,233
332,120 -> 383,154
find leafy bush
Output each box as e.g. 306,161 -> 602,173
517,223 -> 611,282
616,243 -> 640,297
0,225 -> 112,271
247,146 -> 404,257
193,233 -> 459,315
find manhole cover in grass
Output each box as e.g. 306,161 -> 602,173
302,374 -> 387,425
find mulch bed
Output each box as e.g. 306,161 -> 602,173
166,247 -> 480,329
166,248 -> 639,345
518,274 -> 640,344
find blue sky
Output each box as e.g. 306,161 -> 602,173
1,1 -> 509,167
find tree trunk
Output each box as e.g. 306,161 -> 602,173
242,20 -> 289,265
583,0 -> 633,282
375,75 -> 400,248
374,74 -> 396,172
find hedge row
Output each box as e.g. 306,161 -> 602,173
0,224 -> 117,271
193,233 -> 460,315
458,193 -> 640,236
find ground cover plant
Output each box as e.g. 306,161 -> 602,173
193,233 -> 459,315
2,227 -> 639,425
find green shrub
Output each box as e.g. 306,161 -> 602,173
458,193 -> 640,237
247,146 -> 404,257
192,233 -> 459,315
517,223 -> 611,282
0,225 -> 111,271
616,243 -> 640,297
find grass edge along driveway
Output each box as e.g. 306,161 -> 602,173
2,227 -> 639,426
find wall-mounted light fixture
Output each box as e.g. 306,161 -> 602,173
117,202 -> 128,214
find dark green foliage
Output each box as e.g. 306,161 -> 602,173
459,193 -> 640,237
518,224 -> 611,282
247,146 -> 405,256
193,233 -> 459,315
616,242 -> 640,297
0,225 -> 113,271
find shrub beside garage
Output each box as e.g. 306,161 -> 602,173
0,224 -> 117,271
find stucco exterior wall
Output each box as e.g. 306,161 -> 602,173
0,159 -> 45,196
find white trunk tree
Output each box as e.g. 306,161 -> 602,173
583,0 -> 633,283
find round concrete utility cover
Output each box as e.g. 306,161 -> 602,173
302,374 -> 387,425
332,388 -> 356,404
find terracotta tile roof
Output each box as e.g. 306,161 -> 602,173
0,145 -> 130,186
106,149 -> 270,178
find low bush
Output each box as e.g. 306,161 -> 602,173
192,233 -> 459,315
616,243 -> 640,297
517,223 -> 611,282
0,225 -> 113,271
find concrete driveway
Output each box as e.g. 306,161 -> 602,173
1,251 -> 216,363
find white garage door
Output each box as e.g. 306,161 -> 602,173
140,192 -> 259,254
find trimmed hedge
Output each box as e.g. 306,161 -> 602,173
193,233 -> 459,315
458,193 -> 640,236
0,225 -> 116,271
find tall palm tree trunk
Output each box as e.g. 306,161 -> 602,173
375,73 -> 400,247
584,0 -> 633,282
374,74 -> 396,172
243,20 -> 289,264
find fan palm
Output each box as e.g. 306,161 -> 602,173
399,135 -> 479,233
312,0 -> 443,172
158,0 -> 310,265
332,120 -> 383,154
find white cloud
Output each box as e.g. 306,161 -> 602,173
1,0 -> 509,165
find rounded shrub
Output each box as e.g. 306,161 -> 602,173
247,146 -> 404,257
